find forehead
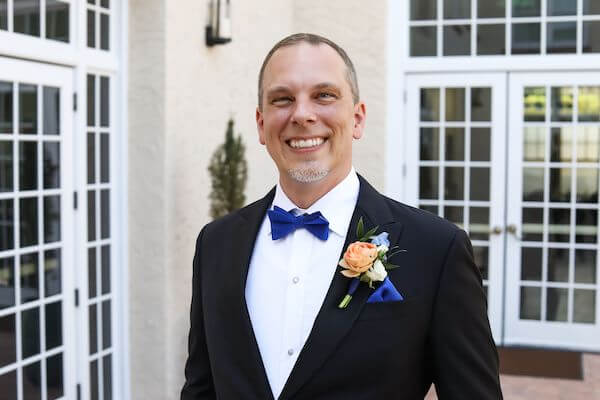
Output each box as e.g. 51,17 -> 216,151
262,42 -> 348,89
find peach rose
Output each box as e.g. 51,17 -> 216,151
339,241 -> 378,278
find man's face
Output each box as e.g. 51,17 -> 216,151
256,42 -> 366,188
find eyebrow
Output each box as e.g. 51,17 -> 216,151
265,82 -> 341,98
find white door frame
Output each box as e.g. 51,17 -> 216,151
0,55 -> 75,400
405,72 -> 507,342
505,72 -> 600,351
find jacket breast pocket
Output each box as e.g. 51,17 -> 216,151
356,297 -> 421,321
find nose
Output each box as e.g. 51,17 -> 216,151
290,97 -> 317,126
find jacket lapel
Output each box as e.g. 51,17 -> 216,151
226,188 -> 276,400
278,176 -> 404,400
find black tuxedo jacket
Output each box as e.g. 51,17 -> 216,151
181,176 -> 502,399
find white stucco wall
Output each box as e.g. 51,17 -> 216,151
128,1 -> 388,398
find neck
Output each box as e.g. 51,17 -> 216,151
279,166 -> 351,209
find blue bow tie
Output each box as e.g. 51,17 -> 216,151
267,206 -> 329,241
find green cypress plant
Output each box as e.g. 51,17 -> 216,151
208,118 -> 248,219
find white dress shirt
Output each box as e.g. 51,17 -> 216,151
245,168 -> 359,399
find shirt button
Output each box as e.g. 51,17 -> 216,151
292,276 -> 300,284
287,348 -> 294,356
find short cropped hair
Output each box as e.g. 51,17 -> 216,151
257,33 -> 360,110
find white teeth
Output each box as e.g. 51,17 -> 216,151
289,137 -> 324,149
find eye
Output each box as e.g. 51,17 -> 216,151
317,92 -> 336,99
271,96 -> 293,105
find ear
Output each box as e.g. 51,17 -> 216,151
256,107 -> 266,145
352,101 -> 366,140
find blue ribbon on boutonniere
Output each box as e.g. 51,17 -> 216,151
338,218 -> 405,309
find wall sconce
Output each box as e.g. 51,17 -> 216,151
206,0 -> 232,47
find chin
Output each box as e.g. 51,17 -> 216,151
287,163 -> 330,183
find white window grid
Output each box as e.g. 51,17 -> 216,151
519,84 -> 599,324
1,0 -> 73,42
417,85 -> 493,290
86,0 -> 111,51
408,0 -> 600,57
0,79 -> 67,400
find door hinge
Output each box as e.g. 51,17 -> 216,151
74,191 -> 78,210
403,89 -> 407,104
402,163 -> 407,177
76,383 -> 81,400
75,289 -> 79,307
73,93 -> 77,111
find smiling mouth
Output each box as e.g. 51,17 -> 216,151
287,137 -> 327,149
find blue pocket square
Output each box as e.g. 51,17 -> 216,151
367,277 -> 404,303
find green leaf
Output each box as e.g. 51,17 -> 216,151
384,263 -> 401,270
363,226 -> 379,240
356,217 -> 365,238
386,249 -> 407,259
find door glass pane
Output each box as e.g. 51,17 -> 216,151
20,197 -> 38,247
512,23 -> 541,54
548,248 -> 569,282
410,0 -> 436,20
473,246 -> 489,280
548,0 -> 576,16
444,0 -> 470,19
575,209 -> 597,243
578,87 -> 600,122
0,199 -> 14,250
522,207 -> 543,241
87,10 -> 95,48
477,24 -> 505,55
512,0 -> 541,17
471,128 -> 491,161
583,22 -> 600,53
0,81 -> 13,133
102,299 -> 111,349
21,307 -> 40,358
19,141 -> 37,191
445,88 -> 465,121
45,301 -> 62,349
100,77 -> 109,127
20,252 -> 39,303
101,245 -> 110,294
520,286 -> 541,320
576,168 -> 599,203
0,371 -> 17,399
100,13 -> 109,50
0,257 -> 15,309
444,206 -> 463,226
549,168 -> 572,202
101,189 -> 109,238
478,0 -> 505,18
19,84 -> 37,134
470,168 -> 490,201
523,167 -> 544,201
0,0 -> 6,30
469,207 -> 489,240
445,128 -> 465,160
576,127 -> 599,161
88,132 -> 95,184
89,304 -> 97,354
420,167 -> 438,199
0,314 -> 16,367
22,361 -> 41,399
584,0 -> 600,14
523,127 -> 545,161
44,195 -> 60,243
44,248 -> 61,297
573,289 -> 596,323
575,250 -> 596,284
551,87 -> 574,121
46,0 -> 69,42
421,88 -> 440,121
411,26 -> 437,57
550,127 -> 573,162
445,167 -> 464,200
0,141 -> 13,191
88,191 -> 96,241
43,87 -> 60,135
521,247 -> 542,280
420,128 -> 439,160
100,133 -> 109,182
548,208 -> 570,242
547,22 -> 576,54
444,25 -> 471,56
14,0 -> 40,37
546,287 -> 568,321
524,87 -> 546,121
103,354 -> 112,400
88,247 -> 97,299
471,88 -> 491,121
87,75 -> 95,127
90,359 -> 99,400
46,354 -> 64,399
43,142 -> 60,189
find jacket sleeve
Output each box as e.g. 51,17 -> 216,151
181,229 -> 217,400
429,229 -> 503,399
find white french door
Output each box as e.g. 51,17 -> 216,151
505,73 -> 600,351
405,73 -> 507,341
406,72 -> 600,351
0,57 -> 75,399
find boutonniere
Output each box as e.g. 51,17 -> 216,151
338,217 -> 405,309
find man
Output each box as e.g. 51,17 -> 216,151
181,33 -> 503,399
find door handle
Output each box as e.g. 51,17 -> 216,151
507,224 -> 522,240
490,225 -> 503,235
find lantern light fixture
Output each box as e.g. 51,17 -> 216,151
206,0 -> 232,47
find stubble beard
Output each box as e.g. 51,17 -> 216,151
287,160 -> 329,183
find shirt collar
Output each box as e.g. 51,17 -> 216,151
271,167 -> 359,237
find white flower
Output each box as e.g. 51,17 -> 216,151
365,259 -> 387,282
376,244 -> 389,255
